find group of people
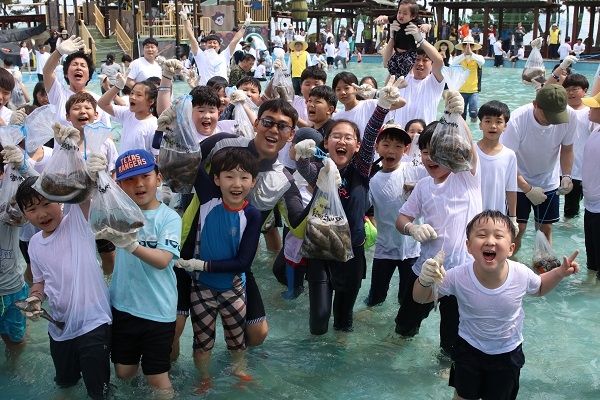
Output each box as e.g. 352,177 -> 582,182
1,0 -> 600,398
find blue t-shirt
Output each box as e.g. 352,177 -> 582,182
109,202 -> 181,323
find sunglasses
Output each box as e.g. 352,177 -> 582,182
259,118 -> 293,134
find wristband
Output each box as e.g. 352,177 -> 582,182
416,38 -> 425,47
552,72 -> 560,81
162,75 -> 172,80
403,222 -> 412,235
562,174 -> 572,179
418,277 -> 432,287
158,86 -> 171,91
29,290 -> 44,302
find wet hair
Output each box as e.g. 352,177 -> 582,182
145,76 -> 161,87
142,37 -> 158,47
477,100 -> 511,123
3,58 -> 13,67
300,66 -> 327,84
562,73 -> 589,90
235,76 -> 262,93
190,85 -> 221,108
32,81 -> 47,106
377,127 -> 410,144
324,119 -> 360,141
466,209 -> 516,241
398,0 -> 419,17
211,147 -> 259,179
206,76 -> 229,93
415,47 -> 429,57
309,85 -> 337,109
418,121 -> 438,150
65,91 -> 97,114
404,118 -> 426,132
257,98 -> 298,128
359,76 -> 378,89
204,35 -> 221,44
63,51 -> 95,85
133,80 -> 158,117
332,71 -> 358,91
121,54 -> 133,63
0,68 -> 15,92
15,176 -> 47,212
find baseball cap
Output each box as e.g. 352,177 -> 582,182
535,84 -> 569,124
292,127 -> 323,144
582,92 -> 600,109
115,149 -> 156,181
378,123 -> 412,145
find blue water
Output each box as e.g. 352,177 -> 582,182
2,65 -> 599,399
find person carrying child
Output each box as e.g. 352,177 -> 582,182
414,210 -> 579,400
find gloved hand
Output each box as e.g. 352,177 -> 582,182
530,37 -> 543,49
174,258 -> 207,272
390,21 -> 400,34
377,75 -> 403,109
445,90 -> 464,114
13,70 -> 22,83
155,56 -> 166,68
160,184 -> 173,205
229,89 -> 247,104
509,216 -> 520,236
418,258 -> 446,287
179,5 -> 190,21
558,175 -> 574,195
97,73 -> 107,84
57,35 -> 85,56
351,83 -> 377,99
157,105 -> 177,131
95,227 -> 139,253
114,72 -> 126,90
8,108 -> 27,126
405,23 -> 423,43
560,55 -> 577,71
525,186 -> 547,206
409,223 -> 438,242
316,158 -> 341,193
294,139 -> 316,160
86,152 -> 107,180
244,12 -> 252,27
1,145 -> 25,169
273,58 -> 284,71
52,122 -> 80,144
21,296 -> 42,321
162,59 -> 183,80
187,69 -> 200,88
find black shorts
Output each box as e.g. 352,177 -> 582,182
450,336 -> 524,400
110,308 -> 175,376
19,240 -> 30,265
49,323 -> 111,400
327,56 -> 334,65
245,270 -> 266,324
174,266 -> 192,316
95,238 -> 115,253
516,189 -> 559,224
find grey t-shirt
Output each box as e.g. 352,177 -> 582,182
100,62 -> 122,85
0,223 -> 25,296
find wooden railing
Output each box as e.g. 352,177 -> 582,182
236,0 -> 269,24
79,20 -> 97,65
115,20 -> 133,57
93,4 -> 106,37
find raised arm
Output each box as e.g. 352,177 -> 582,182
43,35 -> 85,92
228,13 -> 252,54
180,7 -> 199,56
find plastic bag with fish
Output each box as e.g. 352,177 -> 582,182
402,133 -> 427,200
22,104 -> 57,152
271,62 -> 295,102
0,126 -> 27,226
522,46 -> 545,88
159,95 -> 203,193
233,99 -> 256,138
300,159 -> 353,262
532,230 -> 560,274
86,122 -> 146,234
430,66 -> 474,173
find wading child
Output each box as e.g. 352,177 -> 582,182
174,147 -> 261,389
95,149 -> 181,398
414,210 -> 580,400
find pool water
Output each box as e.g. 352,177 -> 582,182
2,65 -> 599,399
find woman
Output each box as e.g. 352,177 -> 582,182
434,39 -> 454,66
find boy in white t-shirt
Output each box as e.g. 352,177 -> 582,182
254,58 -> 267,81
558,36 -> 572,61
475,101 -> 518,224
395,91 -> 481,355
414,210 -> 580,400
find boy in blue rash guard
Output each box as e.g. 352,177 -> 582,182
174,147 -> 261,388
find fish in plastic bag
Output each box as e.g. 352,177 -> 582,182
532,230 -> 560,274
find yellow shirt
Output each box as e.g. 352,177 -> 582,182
290,51 -> 309,78
549,28 -> 560,45
459,58 -> 481,94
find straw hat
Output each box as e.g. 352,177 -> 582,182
456,36 -> 482,51
60,29 -> 68,36
434,39 -> 454,53
291,39 -> 308,51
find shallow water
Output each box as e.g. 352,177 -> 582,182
3,65 -> 599,399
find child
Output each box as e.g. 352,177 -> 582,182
475,101 -> 518,228
3,59 -> 30,107
414,210 -> 579,400
98,77 -> 158,155
394,91 -> 481,355
15,132 -> 112,398
0,67 -> 15,125
34,43 -> 50,82
511,45 -> 525,67
404,118 -> 425,140
307,85 -> 336,137
254,58 -> 267,81
19,41 -> 31,74
121,54 -> 132,75
32,81 -> 49,107
365,123 -> 418,307
95,149 -> 181,397
312,50 -> 327,70
174,147 -> 261,388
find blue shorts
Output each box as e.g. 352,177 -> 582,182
0,283 -> 29,343
516,189 -> 559,224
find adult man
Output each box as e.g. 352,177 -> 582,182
471,22 -> 482,44
439,20 -> 450,40
362,24 -> 373,54
289,39 -> 312,95
500,84 -> 577,252
229,53 -> 255,86
573,38 -> 585,57
452,36 -> 484,123
513,21 -> 526,55
548,23 -> 561,59
499,23 -> 513,53
125,37 -> 162,89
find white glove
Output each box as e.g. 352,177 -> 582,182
187,68 -> 200,88
445,90 -> 464,114
86,152 -> 107,180
294,139 -> 316,160
52,122 -> 80,144
13,70 -> 22,83
244,12 -> 252,27
114,72 -> 126,90
530,37 -> 543,49
509,216 -> 520,237
390,21 -> 400,34
273,58 -> 284,71
162,59 -> 183,80
316,158 -> 341,193
351,83 -> 377,99
157,105 -> 177,131
377,75 -> 403,109
229,89 -> 248,104
155,56 -> 166,68
560,55 -> 577,70
95,227 -> 139,253
525,186 -> 547,206
405,23 -> 423,43
418,258 -> 446,287
8,108 -> 27,126
21,296 -> 42,321
0,144 -> 25,169
409,223 -> 438,242
160,184 -> 173,205
57,35 -> 85,56
179,5 -> 190,21
97,73 -> 107,83
558,176 -> 574,195
174,258 -> 207,272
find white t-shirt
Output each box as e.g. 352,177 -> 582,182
337,41 -> 350,58
29,204 -> 112,341
573,43 -> 585,54
254,64 -> 266,79
494,41 -> 504,56
571,106 -> 593,180
127,56 -> 161,83
193,47 -> 231,86
583,126 -> 600,212
20,47 -> 30,62
500,103 -> 577,192
475,143 -> 517,213
516,47 -> 525,60
391,73 -> 445,125
324,43 -> 336,58
47,79 -> 111,127
35,51 -> 50,74
0,106 -> 13,125
278,95 -> 309,170
112,105 -> 158,155
440,260 -> 540,355
332,99 -> 378,138
369,166 -> 420,260
558,43 -> 572,60
400,165 -> 482,275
